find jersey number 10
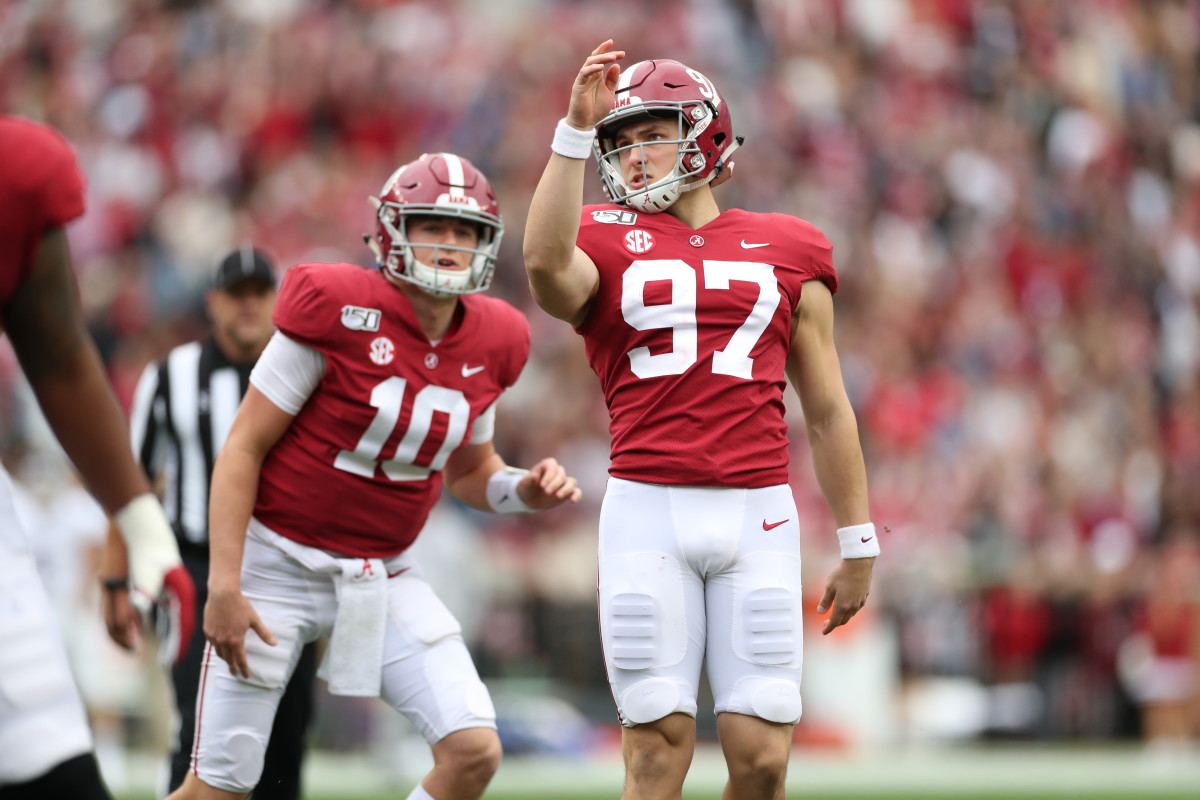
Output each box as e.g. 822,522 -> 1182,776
333,377 -> 470,481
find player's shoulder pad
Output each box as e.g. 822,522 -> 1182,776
1,116 -> 86,221
2,116 -> 78,170
275,262 -> 379,347
460,294 -> 531,384
751,211 -> 832,250
461,293 -> 531,344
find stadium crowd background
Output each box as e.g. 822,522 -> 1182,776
1,0 -> 1197,774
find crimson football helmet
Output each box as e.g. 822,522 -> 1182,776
593,59 -> 743,213
370,152 -> 503,296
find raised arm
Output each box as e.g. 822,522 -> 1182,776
522,40 -> 624,327
785,279 -> 875,635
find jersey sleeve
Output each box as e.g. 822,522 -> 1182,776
273,263 -> 336,350
250,331 -> 328,415
37,128 -> 86,228
497,304 -> 531,389
791,218 -> 838,293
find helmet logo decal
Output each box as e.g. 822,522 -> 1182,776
685,68 -> 719,106
369,336 -> 396,366
624,229 -> 656,254
423,352 -> 439,369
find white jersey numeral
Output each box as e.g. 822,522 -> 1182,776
333,377 -> 471,481
620,259 -> 779,380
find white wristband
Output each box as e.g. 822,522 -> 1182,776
114,493 -> 183,599
837,522 -> 880,559
551,118 -> 594,160
487,467 -> 534,513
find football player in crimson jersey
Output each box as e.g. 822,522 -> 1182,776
523,43 -> 878,800
168,152 -> 580,800
0,115 -> 195,798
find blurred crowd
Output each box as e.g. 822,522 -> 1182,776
2,0 -> 1198,757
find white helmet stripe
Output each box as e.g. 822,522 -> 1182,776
441,153 -> 467,199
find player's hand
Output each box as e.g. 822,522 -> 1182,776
102,581 -> 143,652
518,457 -> 582,510
116,495 -> 197,666
567,40 -> 625,131
816,557 -> 874,635
204,587 -> 276,679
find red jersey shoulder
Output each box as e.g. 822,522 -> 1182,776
0,116 -> 86,227
274,261 -> 387,348
729,209 -> 838,292
458,293 -> 531,389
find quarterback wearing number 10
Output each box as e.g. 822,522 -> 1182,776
169,152 -> 580,800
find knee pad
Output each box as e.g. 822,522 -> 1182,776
618,677 -> 690,726
196,727 -> 268,793
729,676 -> 803,724
738,587 -> 798,667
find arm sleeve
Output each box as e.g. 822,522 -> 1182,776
468,402 -> 497,445
249,331 -> 327,415
38,135 -> 86,228
801,223 -> 838,293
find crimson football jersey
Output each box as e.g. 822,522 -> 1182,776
254,262 -> 530,556
576,204 -> 838,487
0,116 -> 86,329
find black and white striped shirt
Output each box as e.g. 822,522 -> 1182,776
129,338 -> 253,553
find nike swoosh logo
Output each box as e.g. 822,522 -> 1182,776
740,240 -> 770,249
461,364 -> 485,378
860,536 -> 874,543
387,567 -> 410,579
762,519 -> 788,531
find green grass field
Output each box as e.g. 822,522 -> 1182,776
109,742 -> 1200,799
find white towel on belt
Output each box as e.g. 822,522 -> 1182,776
249,520 -> 388,697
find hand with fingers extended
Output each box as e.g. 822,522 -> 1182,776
204,586 -> 276,679
567,39 -> 627,131
816,557 -> 875,635
517,457 -> 583,511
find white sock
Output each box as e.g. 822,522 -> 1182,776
405,785 -> 435,800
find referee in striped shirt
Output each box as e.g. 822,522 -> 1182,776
102,248 -> 316,799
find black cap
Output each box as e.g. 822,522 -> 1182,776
214,246 -> 276,290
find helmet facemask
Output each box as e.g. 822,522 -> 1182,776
374,200 -> 503,298
592,59 -> 743,214
595,104 -> 719,213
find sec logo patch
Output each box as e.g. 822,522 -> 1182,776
624,229 -> 655,254
370,336 -> 395,366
